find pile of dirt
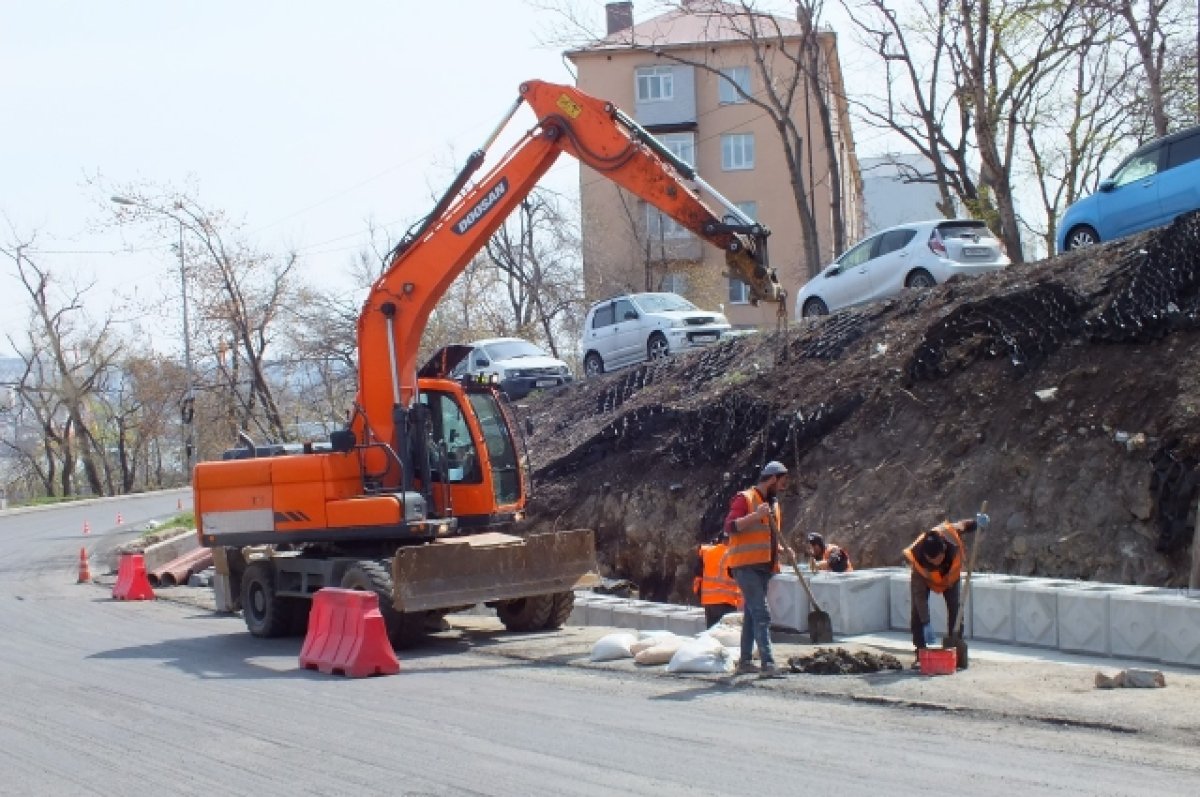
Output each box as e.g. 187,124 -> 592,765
787,647 -> 903,674
518,212 -> 1200,603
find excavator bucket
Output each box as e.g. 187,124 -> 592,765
390,529 -> 600,613
726,248 -> 786,306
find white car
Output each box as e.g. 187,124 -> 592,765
796,219 -> 1010,318
580,292 -> 731,377
449,337 -> 573,399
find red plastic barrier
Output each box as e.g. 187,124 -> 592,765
299,588 -> 400,678
112,553 -> 156,601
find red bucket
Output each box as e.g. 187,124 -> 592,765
919,647 -> 957,676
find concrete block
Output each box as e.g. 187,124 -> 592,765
140,531 -> 200,573
212,573 -> 235,613
636,607 -> 676,632
968,574 -> 1020,642
609,602 -> 643,631
1057,584 -> 1117,655
666,609 -> 707,637
1109,590 -> 1163,661
585,596 -> 624,628
1013,582 -> 1060,647
809,571 -> 890,635
1155,597 -> 1200,667
767,572 -> 809,632
566,599 -> 589,626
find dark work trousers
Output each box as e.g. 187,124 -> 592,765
909,572 -> 962,649
704,603 -> 736,628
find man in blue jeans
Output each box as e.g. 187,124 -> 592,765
723,461 -> 794,678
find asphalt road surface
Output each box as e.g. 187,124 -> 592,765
1,493 -> 1197,796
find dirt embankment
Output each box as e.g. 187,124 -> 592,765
518,213 -> 1200,603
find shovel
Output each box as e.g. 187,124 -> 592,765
946,501 -> 987,670
768,505 -> 833,643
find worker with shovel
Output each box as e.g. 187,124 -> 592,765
723,460 -> 794,679
903,513 -> 989,665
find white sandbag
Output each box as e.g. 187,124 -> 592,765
713,612 -> 743,629
701,626 -> 741,648
589,632 -> 637,662
631,631 -> 677,655
634,636 -> 686,665
666,635 -> 733,674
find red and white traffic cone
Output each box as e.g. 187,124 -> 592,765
77,547 -> 92,584
115,512 -> 123,526
82,520 -> 91,536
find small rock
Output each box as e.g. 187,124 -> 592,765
1094,668 -> 1166,689
1035,388 -> 1058,402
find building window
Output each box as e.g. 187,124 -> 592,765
646,205 -> 690,239
721,133 -> 755,170
636,66 -> 674,102
728,201 -> 757,303
662,272 -> 688,294
658,132 -> 695,166
718,66 -> 751,104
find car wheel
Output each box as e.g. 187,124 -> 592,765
1064,225 -> 1099,251
647,332 -> 669,360
583,352 -> 604,377
802,297 -> 829,318
906,269 -> 936,289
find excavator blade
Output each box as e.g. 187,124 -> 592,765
391,529 -> 600,613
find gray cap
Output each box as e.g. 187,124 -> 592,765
760,461 -> 788,478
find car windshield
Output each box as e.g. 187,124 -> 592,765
633,293 -> 698,312
481,340 -> 545,361
938,222 -> 995,240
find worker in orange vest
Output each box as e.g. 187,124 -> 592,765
723,461 -> 794,679
692,534 -> 743,627
903,513 -> 988,660
806,532 -> 854,573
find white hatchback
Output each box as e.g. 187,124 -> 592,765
796,219 -> 1010,318
580,292 -> 731,377
449,337 -> 573,399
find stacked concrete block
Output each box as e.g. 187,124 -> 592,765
1056,584 -> 1119,655
584,594 -> 625,627
968,574 -> 1022,642
808,571 -> 891,635
666,608 -> 707,637
1013,581 -> 1068,647
767,572 -> 810,632
1109,589 -> 1164,661
610,600 -> 649,630
636,605 -> 677,632
566,593 -> 592,626
1155,595 -> 1200,667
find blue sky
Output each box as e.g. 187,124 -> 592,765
0,0 -> 596,354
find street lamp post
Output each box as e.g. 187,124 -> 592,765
111,195 -> 196,481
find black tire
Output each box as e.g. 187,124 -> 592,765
340,559 -> 425,648
496,594 -> 555,631
544,591 -> 575,630
647,332 -> 670,360
583,352 -> 604,377
906,269 -> 936,289
240,561 -> 291,638
802,297 -> 829,318
1063,225 -> 1099,251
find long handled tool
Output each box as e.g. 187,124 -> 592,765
947,501 -> 987,670
767,501 -> 833,643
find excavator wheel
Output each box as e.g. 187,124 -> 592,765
240,561 -> 291,638
496,593 -> 555,632
543,591 -> 575,630
340,560 -> 426,648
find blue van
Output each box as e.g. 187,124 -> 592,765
1058,124 -> 1200,253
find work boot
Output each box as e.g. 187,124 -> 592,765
758,663 -> 785,679
735,660 -> 759,675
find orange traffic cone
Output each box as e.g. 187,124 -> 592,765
176,498 -> 182,511
77,547 -> 92,583
82,520 -> 91,535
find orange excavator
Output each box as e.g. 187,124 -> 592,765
193,79 -> 785,645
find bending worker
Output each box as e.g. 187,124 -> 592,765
806,532 -> 854,573
723,460 -> 793,679
902,512 -> 990,657
693,533 -> 742,627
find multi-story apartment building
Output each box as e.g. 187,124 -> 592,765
567,0 -> 863,327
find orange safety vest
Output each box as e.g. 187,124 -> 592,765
696,543 -> 743,607
903,522 -> 964,593
726,488 -> 780,572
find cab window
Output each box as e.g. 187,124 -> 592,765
1112,149 -> 1160,187
419,391 -> 481,484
